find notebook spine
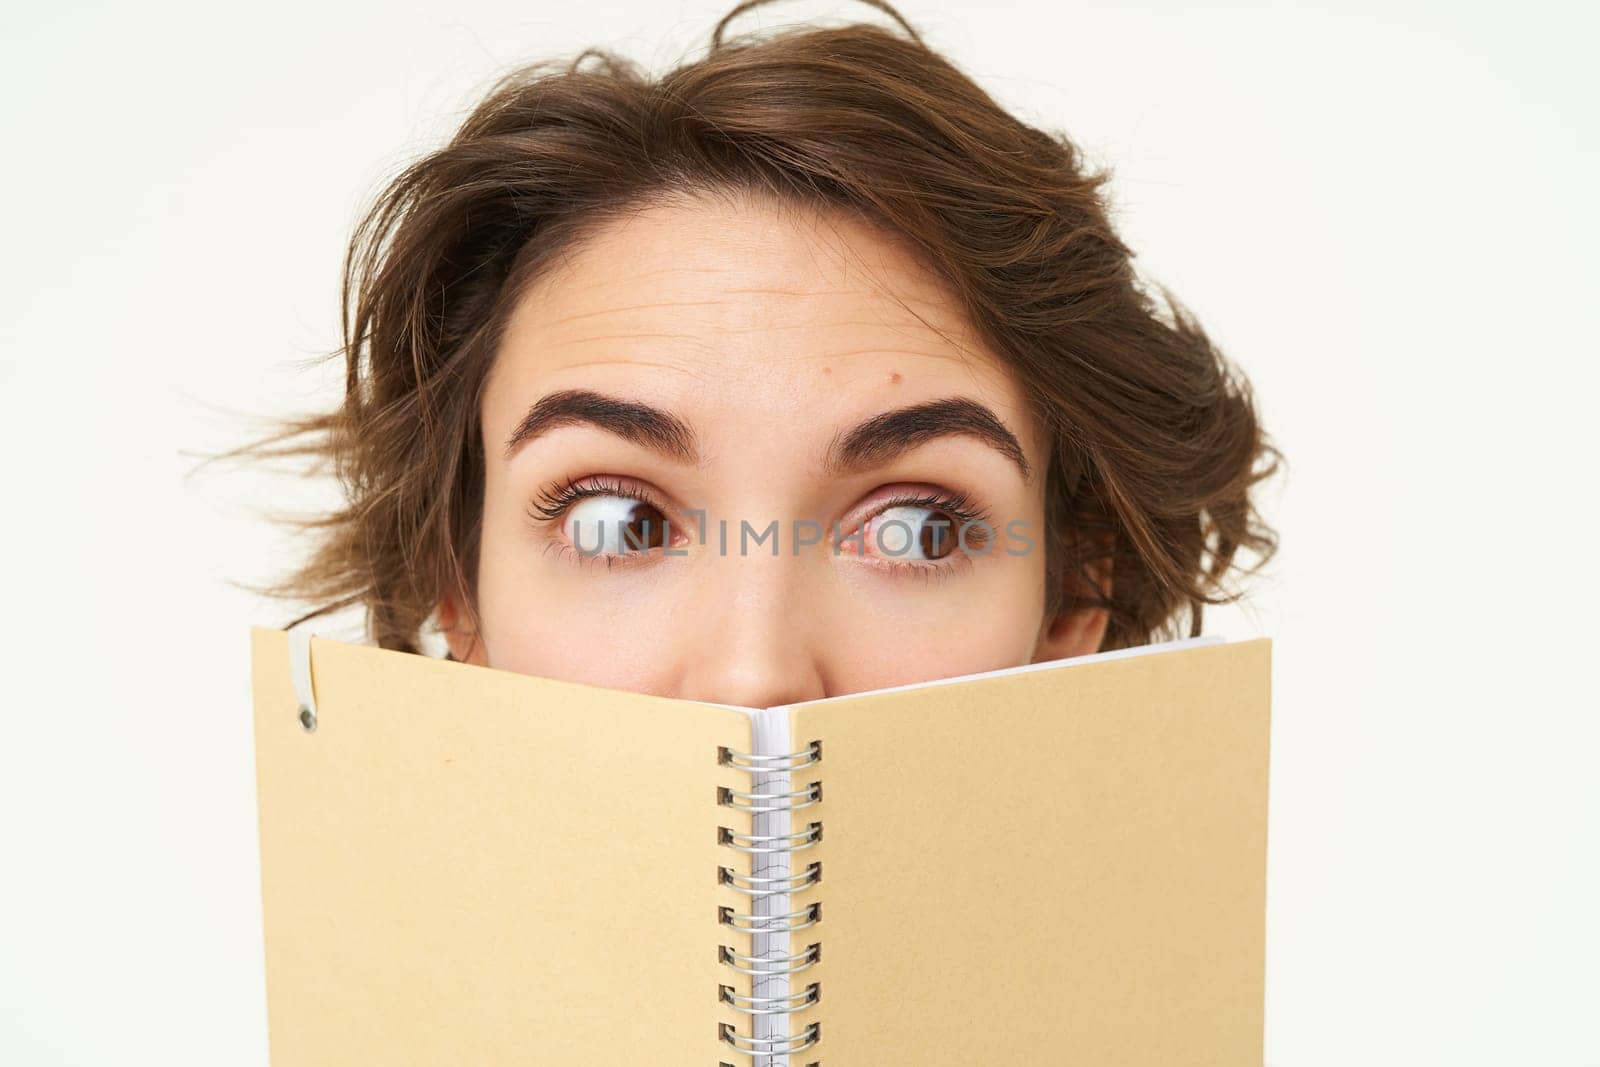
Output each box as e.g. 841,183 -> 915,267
716,739 -> 823,1065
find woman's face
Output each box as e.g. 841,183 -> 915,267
440,193 -> 1106,705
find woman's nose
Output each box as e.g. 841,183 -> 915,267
672,550 -> 829,709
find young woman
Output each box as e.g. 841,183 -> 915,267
241,0 -> 1279,707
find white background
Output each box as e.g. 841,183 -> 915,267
2,1 -> 1596,1064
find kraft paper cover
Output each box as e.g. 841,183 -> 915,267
249,627 -> 753,1065
783,637 -> 1272,1065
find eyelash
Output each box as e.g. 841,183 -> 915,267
524,476 -> 992,574
527,475 -> 664,523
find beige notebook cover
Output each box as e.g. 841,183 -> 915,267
250,626 -> 1271,1065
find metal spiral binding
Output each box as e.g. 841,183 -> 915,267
717,740 -> 823,1064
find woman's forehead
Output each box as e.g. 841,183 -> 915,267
485,196 -> 1035,444
514,199 -> 972,343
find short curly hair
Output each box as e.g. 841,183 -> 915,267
226,0 -> 1280,655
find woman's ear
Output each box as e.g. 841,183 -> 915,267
1032,554 -> 1113,663
437,591 -> 485,665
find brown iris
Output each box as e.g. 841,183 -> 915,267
918,511 -> 958,560
618,501 -> 670,551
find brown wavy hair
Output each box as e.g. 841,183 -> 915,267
211,0 -> 1281,656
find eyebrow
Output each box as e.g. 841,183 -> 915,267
503,388 -> 1031,482
824,396 -> 1031,482
503,389 -> 698,464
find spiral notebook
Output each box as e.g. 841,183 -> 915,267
249,626 -> 1271,1066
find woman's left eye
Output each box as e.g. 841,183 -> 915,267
860,504 -> 965,561
561,494 -> 672,555
527,476 -> 678,561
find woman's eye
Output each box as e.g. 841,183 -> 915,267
562,494 -> 671,554
864,505 -> 961,561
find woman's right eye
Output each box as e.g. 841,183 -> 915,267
561,494 -> 672,555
